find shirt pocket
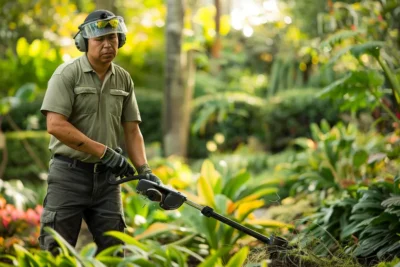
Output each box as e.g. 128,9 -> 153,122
109,89 -> 129,116
73,87 -> 98,114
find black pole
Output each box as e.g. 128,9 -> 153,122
185,200 -> 271,244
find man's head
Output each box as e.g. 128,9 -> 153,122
74,9 -> 127,63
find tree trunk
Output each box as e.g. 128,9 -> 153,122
163,0 -> 193,157
211,0 -> 221,58
0,117 -> 7,178
95,0 -> 116,13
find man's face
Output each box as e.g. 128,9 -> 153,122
87,33 -> 118,64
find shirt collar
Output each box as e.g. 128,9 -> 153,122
80,54 -> 115,75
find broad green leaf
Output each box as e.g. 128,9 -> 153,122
79,243 -> 97,258
171,244 -> 205,263
197,174 -> 216,208
215,194 -> 231,214
293,138 -> 315,149
232,188 -> 278,213
14,83 -> 36,103
236,200 -> 264,221
349,41 -> 385,59
198,248 -> 230,267
134,222 -> 177,240
95,256 -> 123,266
28,39 -> 42,57
353,149 -> 369,168
104,231 -> 148,251
45,227 -> 82,265
200,159 -> 221,191
247,219 -> 294,229
16,37 -> 29,57
13,244 -> 40,267
165,246 -> 185,267
222,171 -> 250,200
225,246 -> 249,267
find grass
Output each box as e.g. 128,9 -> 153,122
244,240 -> 363,267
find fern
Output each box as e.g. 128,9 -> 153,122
349,41 -> 385,59
320,29 -> 366,48
382,196 -> 400,207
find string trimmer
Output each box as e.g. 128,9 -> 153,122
108,174 -> 288,247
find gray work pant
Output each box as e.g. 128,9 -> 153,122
39,157 -> 126,254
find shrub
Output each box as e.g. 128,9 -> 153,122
261,88 -> 340,151
0,131 -> 50,181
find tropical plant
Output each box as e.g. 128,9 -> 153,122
0,226 -> 249,267
297,177 -> 400,264
282,120 -> 389,196
176,160 -> 291,261
306,0 -> 400,138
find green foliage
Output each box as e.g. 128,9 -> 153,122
263,88 -> 340,151
1,98 -> 45,132
375,257 -> 400,267
298,179 -> 400,262
317,3 -> 400,117
134,89 -> 163,144
2,227 -> 205,267
0,38 -> 63,99
178,160 -> 290,259
115,0 -> 166,91
279,121 -> 389,196
318,69 -> 385,113
0,131 -> 50,180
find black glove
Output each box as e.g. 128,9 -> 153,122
137,163 -> 162,185
101,147 -> 135,178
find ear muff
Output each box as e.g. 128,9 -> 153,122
118,33 -> 126,48
74,32 -> 87,52
74,32 -> 126,52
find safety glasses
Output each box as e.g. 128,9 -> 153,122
96,18 -> 119,29
80,16 -> 127,39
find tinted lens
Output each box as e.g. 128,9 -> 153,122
96,20 -> 108,28
108,19 -> 119,28
96,18 -> 119,29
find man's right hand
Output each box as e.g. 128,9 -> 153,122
101,147 -> 135,177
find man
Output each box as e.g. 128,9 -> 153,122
39,9 -> 161,254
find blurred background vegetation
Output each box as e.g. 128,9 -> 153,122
1,0 -> 400,266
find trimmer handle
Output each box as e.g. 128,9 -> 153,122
108,174 -> 147,185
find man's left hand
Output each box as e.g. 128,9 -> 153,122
137,163 -> 162,185
143,173 -> 162,185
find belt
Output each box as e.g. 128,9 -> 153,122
54,154 -> 108,173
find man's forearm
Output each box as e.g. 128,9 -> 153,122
48,119 -> 105,158
123,122 -> 148,169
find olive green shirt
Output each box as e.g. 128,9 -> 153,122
41,54 -> 141,163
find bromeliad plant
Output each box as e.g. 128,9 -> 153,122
177,160 -> 292,262
281,120 -> 389,196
